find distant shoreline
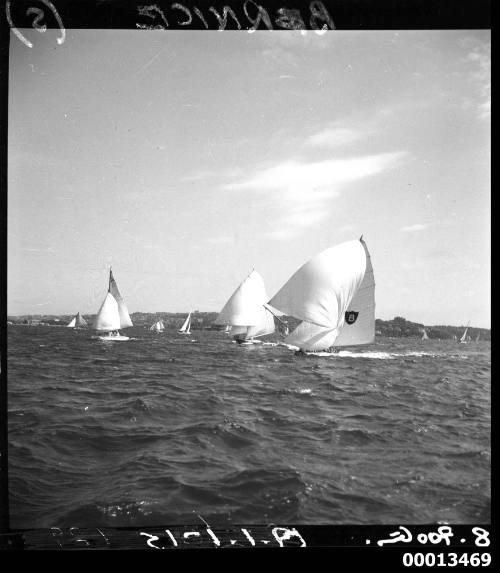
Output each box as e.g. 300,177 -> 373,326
7,313 -> 490,340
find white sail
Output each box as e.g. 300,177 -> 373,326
109,271 -> 133,328
285,321 -> 339,351
476,333 -> 480,342
93,292 -> 121,331
75,313 -> 87,327
421,329 -> 429,340
245,305 -> 276,339
268,240 -> 367,329
460,326 -> 469,343
66,316 -> 76,327
150,320 -> 164,332
330,240 -> 375,347
215,269 -> 275,341
179,312 -> 192,333
273,238 -> 375,351
215,270 -> 270,326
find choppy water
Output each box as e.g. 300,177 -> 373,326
7,326 -> 490,528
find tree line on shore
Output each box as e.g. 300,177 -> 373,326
7,313 -> 490,340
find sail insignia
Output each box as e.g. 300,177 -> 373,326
344,311 -> 359,325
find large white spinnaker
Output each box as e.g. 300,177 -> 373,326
268,240 -> 368,329
269,238 -> 375,352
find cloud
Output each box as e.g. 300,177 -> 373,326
400,224 -> 427,232
305,126 -> 368,148
226,152 -> 404,195
226,151 -> 405,239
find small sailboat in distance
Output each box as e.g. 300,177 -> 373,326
267,237 -> 375,354
214,269 -> 275,345
476,332 -> 481,342
92,269 -> 133,341
150,319 -> 165,333
67,312 -> 87,328
178,312 -> 192,335
421,328 -> 429,341
459,323 -> 470,344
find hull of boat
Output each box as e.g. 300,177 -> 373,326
94,334 -> 130,341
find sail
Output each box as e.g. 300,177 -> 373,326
270,239 -> 375,350
66,316 -> 76,327
331,240 -> 375,347
421,329 -> 429,340
285,321 -> 339,351
460,327 -> 469,343
179,312 -> 192,332
246,306 -> 276,339
93,292 -> 121,331
150,320 -> 164,332
109,270 -> 133,328
476,333 -> 480,342
215,270 -> 270,326
75,313 -> 87,327
268,240 -> 367,329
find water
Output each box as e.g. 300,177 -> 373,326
7,326 -> 491,528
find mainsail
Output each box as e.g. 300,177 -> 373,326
179,312 -> 192,334
68,312 -> 87,328
460,323 -> 470,343
421,329 -> 429,340
268,238 -> 375,352
109,270 -> 133,328
93,270 -> 133,332
150,319 -> 164,332
214,270 -> 275,341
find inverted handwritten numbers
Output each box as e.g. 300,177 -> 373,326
271,527 -> 307,548
472,527 -> 490,547
6,0 -> 65,48
140,531 -> 162,549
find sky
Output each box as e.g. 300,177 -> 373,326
8,29 -> 491,327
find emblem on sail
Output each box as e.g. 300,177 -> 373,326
344,311 -> 359,325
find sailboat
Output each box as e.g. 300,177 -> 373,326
214,269 -> 275,345
421,328 -> 429,341
459,323 -> 470,344
67,312 -> 87,328
92,269 -> 133,341
267,237 -> 375,354
475,332 -> 481,342
150,319 -> 165,333
178,312 -> 192,335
